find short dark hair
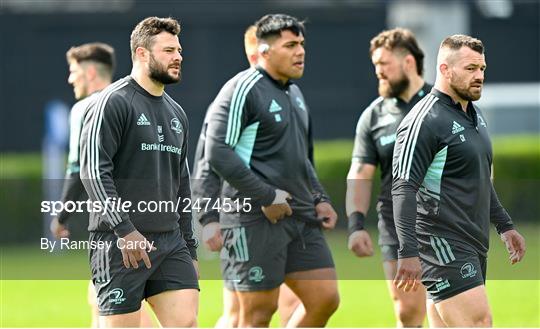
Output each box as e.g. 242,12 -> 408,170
255,14 -> 305,41
66,42 -> 115,75
440,34 -> 484,54
369,28 -> 425,76
130,16 -> 181,59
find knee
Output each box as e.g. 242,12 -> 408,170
396,299 -> 425,326
473,312 -> 492,327
180,314 -> 198,328
305,290 -> 340,317
241,302 -> 277,326
228,313 -> 239,327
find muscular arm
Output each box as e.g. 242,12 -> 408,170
345,162 -> 376,216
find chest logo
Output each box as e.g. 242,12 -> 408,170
268,99 -> 282,113
157,125 -> 164,143
171,117 -> 183,134
137,113 -> 151,126
380,134 -> 396,146
452,121 -> 464,134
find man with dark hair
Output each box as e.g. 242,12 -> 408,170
392,34 -> 526,327
193,24 -> 304,328
205,14 -> 339,327
80,17 -> 198,327
52,42 -> 116,239
346,28 -> 430,327
51,42 -> 157,328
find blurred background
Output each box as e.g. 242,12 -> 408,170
0,0 -> 538,327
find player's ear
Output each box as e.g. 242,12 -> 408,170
258,43 -> 270,55
86,65 -> 97,81
403,54 -> 415,74
439,62 -> 449,78
135,46 -> 149,63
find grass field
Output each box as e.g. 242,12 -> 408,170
1,227 -> 538,327
1,135 -> 538,327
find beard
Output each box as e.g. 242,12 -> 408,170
450,76 -> 482,101
149,53 -> 181,85
378,73 -> 410,99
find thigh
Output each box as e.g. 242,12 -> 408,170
89,232 -> 153,316
285,222 -> 335,275
419,236 -> 485,303
147,289 -> 199,327
220,221 -> 290,291
434,285 -> 491,327
144,230 -> 199,298
277,284 -> 302,324
426,299 -> 447,328
284,268 -> 338,307
383,259 -> 426,305
222,286 -> 239,315
99,309 -> 142,328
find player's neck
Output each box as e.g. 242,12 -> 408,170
259,62 -> 289,85
87,80 -> 110,96
434,81 -> 469,112
130,68 -> 165,96
399,75 -> 424,103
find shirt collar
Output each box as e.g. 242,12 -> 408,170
396,82 -> 432,105
256,66 -> 293,90
431,88 -> 478,123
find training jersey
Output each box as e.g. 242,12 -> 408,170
392,88 -> 514,258
193,101 -> 324,226
204,67 -> 329,226
351,84 -> 431,242
80,76 -> 197,259
57,92 -> 100,224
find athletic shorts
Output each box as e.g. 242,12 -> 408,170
419,235 -> 486,303
380,244 -> 399,261
89,228 -> 199,315
376,201 -> 399,246
220,218 -> 335,291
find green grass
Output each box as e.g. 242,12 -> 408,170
0,153 -> 42,179
1,226 -> 538,327
1,136 -> 538,326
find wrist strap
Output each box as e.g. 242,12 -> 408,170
348,211 -> 366,235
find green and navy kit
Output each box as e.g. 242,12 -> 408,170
80,76 -> 197,259
205,67 -> 329,226
193,101 -> 324,227
352,83 -> 431,245
392,88 -> 514,259
57,92 -> 100,224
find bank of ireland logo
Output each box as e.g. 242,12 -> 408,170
248,266 -> 265,283
460,262 -> 477,279
108,288 -> 127,305
171,117 -> 183,134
